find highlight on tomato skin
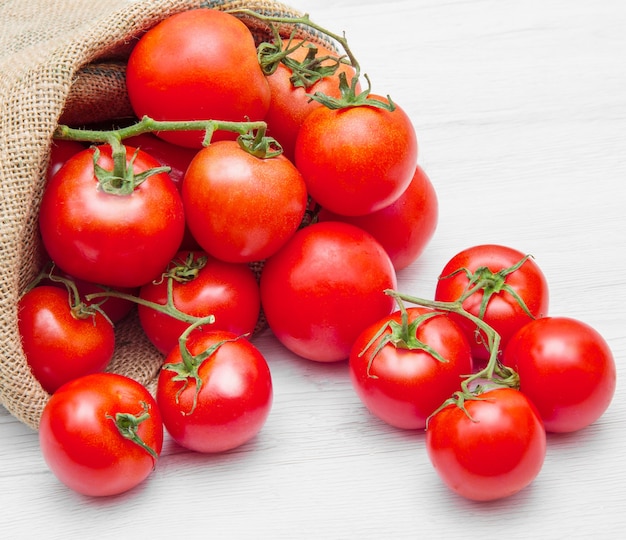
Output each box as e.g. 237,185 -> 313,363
259,221 -> 398,363
38,373 -> 164,497
502,316 -> 617,433
425,387 -> 547,502
349,307 -> 472,430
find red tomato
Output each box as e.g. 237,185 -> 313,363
156,330 -> 273,453
502,317 -> 616,433
18,286 -> 115,394
294,97 -> 418,216
46,139 -> 86,181
38,144 -> 185,288
318,164 -> 438,270
182,140 -> 307,263
434,244 -> 549,363
260,221 -> 397,362
350,307 -> 472,429
39,373 -> 163,497
123,132 -> 200,250
426,387 -> 546,501
264,38 -> 360,162
125,9 -> 271,148
138,250 -> 261,355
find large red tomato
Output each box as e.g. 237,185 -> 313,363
125,9 -> 271,148
18,285 -> 115,394
426,387 -> 546,501
39,373 -> 163,497
434,244 -> 549,362
502,316 -> 616,433
156,330 -> 273,453
182,140 -> 307,263
138,250 -> 261,355
349,307 -> 472,429
264,38 -> 360,162
318,164 -> 438,270
38,144 -> 185,289
260,221 -> 397,362
294,97 -> 418,216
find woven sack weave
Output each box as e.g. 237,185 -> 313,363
0,0 -> 333,430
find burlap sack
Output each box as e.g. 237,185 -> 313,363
0,0 -> 334,430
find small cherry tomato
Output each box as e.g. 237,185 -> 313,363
39,373 -> 163,497
502,316 -> 616,433
426,387 -> 546,501
126,9 -> 270,148
295,97 -> 418,216
157,330 -> 273,453
260,221 -> 397,362
39,144 -> 185,289
350,307 -> 472,429
434,244 -> 549,362
18,285 -> 115,394
138,250 -> 261,355
182,140 -> 307,263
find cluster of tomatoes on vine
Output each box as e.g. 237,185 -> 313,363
18,8 -> 615,502
20,8 -> 433,498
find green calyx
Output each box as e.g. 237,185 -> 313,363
231,9 -> 396,112
107,401 -> 159,463
161,323 -> 247,416
359,298 -> 450,379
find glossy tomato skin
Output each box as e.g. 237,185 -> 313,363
39,373 -> 163,497
318,164 -> 438,270
138,250 -> 261,355
264,39 -> 360,162
156,330 -> 273,453
126,9 -> 270,148
426,388 -> 546,501
434,244 -> 549,362
123,132 -> 200,250
182,140 -> 307,263
39,145 -> 185,289
260,221 -> 397,362
502,317 -> 616,433
294,97 -> 418,216
349,307 -> 472,429
46,139 -> 86,181
18,286 -> 115,394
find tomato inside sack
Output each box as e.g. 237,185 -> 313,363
503,316 -> 616,433
318,164 -> 438,271
38,144 -> 185,289
125,9 -> 270,148
182,140 -> 307,263
349,307 -> 472,429
39,373 -> 163,497
18,285 -> 115,394
138,250 -> 261,355
156,330 -> 273,453
434,244 -> 549,363
426,388 -> 546,502
294,97 -> 418,217
260,221 -> 398,362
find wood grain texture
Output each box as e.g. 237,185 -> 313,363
2,0 -> 625,537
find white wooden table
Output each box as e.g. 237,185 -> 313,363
2,0 -> 625,538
